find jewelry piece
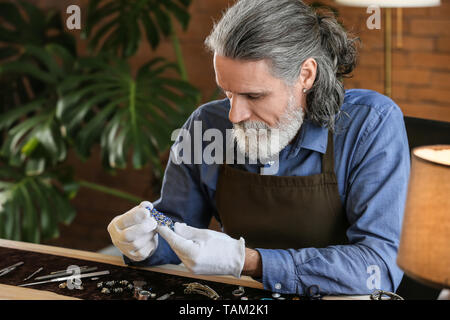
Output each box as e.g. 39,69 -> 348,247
127,284 -> 134,291
113,287 -> 123,293
240,296 -> 248,300
232,286 -> 245,297
303,88 -> 308,94
90,277 -> 99,281
272,292 -> 281,299
370,290 -> 404,300
144,206 -> 175,231
150,293 -> 157,299
101,288 -> 110,294
119,280 -> 129,286
105,280 -> 116,287
183,282 -> 220,300
96,282 -> 103,289
156,291 -> 175,300
138,290 -> 151,300
58,282 -> 67,289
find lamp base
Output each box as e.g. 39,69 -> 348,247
437,289 -> 450,300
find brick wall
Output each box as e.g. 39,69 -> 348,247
32,0 -> 449,251
325,0 -> 450,122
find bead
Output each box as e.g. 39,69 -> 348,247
272,293 -> 281,299
240,296 -> 248,300
59,282 -> 67,289
119,280 -> 129,286
96,282 -> 103,289
105,281 -> 116,287
113,288 -> 123,293
101,288 -> 110,294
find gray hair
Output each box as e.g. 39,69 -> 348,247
205,0 -> 359,132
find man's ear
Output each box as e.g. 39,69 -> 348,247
299,58 -> 317,90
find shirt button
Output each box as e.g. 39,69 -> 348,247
274,283 -> 282,290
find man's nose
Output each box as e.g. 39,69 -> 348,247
228,96 -> 252,124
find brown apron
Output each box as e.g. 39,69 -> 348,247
215,130 -> 349,249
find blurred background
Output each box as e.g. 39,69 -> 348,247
0,0 -> 449,299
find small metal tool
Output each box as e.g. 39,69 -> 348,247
18,270 -> 110,287
34,266 -> 98,281
156,291 -> 175,300
49,265 -> 89,275
0,261 -> 24,277
23,267 -> 44,281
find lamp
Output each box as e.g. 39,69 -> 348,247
334,0 -> 441,97
397,146 -> 450,298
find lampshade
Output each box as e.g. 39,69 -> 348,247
335,0 -> 441,7
397,145 -> 450,289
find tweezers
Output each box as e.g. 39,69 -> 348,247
0,261 -> 24,277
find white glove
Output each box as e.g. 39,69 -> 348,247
107,201 -> 158,262
157,222 -> 246,278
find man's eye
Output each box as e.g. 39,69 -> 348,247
246,95 -> 260,100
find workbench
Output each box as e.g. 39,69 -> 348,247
0,239 -> 370,300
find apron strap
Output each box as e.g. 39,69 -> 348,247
322,130 -> 335,174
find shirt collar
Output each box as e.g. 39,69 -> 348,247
286,119 -> 329,159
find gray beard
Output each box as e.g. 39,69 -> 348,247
232,94 -> 304,164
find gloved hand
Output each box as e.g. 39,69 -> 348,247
157,222 -> 246,278
107,201 -> 158,262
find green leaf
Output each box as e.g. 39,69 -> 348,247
84,0 -> 193,56
18,183 -> 40,243
0,98 -> 45,130
0,61 -> 56,84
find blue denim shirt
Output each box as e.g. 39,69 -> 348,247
123,89 -> 411,296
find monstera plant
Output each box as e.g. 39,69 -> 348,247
0,0 -> 200,243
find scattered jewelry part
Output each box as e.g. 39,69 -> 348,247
232,286 -> 245,297
101,288 -> 110,294
138,290 -> 151,300
183,282 -> 220,300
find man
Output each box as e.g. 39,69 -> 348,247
107,0 -> 410,295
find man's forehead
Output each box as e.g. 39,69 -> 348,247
213,54 -> 274,93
